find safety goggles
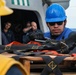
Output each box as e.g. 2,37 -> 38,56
48,21 -> 64,26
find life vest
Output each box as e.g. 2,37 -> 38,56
0,54 -> 29,75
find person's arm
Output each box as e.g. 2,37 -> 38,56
2,32 -> 9,45
23,27 -> 32,33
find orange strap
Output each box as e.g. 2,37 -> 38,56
28,41 -> 41,46
71,53 -> 76,57
6,41 -> 24,46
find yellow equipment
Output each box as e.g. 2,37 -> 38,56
0,0 -> 13,16
0,0 -> 29,75
0,54 -> 29,75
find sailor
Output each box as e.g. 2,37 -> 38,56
44,3 -> 75,40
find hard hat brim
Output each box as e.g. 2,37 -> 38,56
0,6 -> 13,16
46,16 -> 67,22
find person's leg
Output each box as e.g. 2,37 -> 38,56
6,65 -> 23,75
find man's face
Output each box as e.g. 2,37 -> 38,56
31,22 -> 37,31
5,23 -> 11,29
47,21 -> 66,35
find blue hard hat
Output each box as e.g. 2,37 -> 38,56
45,3 -> 67,22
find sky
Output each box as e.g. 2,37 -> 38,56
66,0 -> 76,29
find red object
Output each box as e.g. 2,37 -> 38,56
71,53 -> 76,57
6,41 -> 23,46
